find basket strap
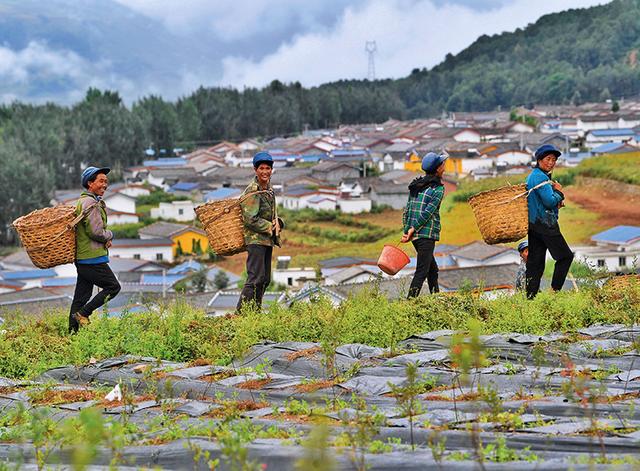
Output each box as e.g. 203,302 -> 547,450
220,190 -> 273,212
30,202 -> 99,250
509,180 -> 552,201
484,181 -> 552,206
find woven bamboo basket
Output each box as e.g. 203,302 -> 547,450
468,184 -> 528,245
12,205 -> 78,268
195,191 -> 271,256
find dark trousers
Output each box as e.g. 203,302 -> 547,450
237,244 -> 273,312
526,228 -> 574,299
408,238 -> 439,298
69,262 -> 121,332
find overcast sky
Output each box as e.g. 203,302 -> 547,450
117,0 -> 606,88
0,0 -> 608,104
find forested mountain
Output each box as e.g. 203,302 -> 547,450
1,0 -> 640,243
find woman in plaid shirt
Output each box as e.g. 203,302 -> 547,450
401,152 -> 448,298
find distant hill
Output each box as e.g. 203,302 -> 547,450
389,0 -> 640,116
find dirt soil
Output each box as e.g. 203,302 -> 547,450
564,184 -> 640,228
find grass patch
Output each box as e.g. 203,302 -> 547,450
1,284 -> 639,380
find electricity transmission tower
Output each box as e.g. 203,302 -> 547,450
365,41 -> 377,81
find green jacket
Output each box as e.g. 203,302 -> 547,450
240,178 -> 282,247
75,192 -> 113,260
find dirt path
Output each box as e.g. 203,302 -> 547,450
564,184 -> 640,228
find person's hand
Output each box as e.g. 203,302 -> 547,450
552,181 -> 563,192
401,227 -> 415,243
105,240 -> 112,249
558,200 -> 565,209
272,219 -> 281,236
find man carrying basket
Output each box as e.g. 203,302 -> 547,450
69,166 -> 121,332
525,144 -> 574,299
236,152 -> 284,313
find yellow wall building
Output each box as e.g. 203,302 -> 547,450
138,222 -> 210,257
172,228 -> 209,256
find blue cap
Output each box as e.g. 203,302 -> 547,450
81,166 -> 110,189
421,152 -> 448,173
534,144 -> 561,160
253,152 -> 273,168
517,241 -> 529,252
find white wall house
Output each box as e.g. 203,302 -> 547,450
280,190 -> 337,211
117,185 -> 150,198
106,209 -> 139,225
573,225 -> 640,273
103,193 -> 136,214
150,200 -> 195,222
449,242 -> 520,268
576,116 -> 619,132
492,150 -> 532,166
337,198 -> 372,214
110,238 -> 174,263
272,267 -> 317,288
452,129 -> 482,143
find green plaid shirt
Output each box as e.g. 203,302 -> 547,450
402,184 -> 444,241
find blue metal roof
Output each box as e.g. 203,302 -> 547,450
204,188 -> 242,201
284,187 -> 316,197
42,277 -> 77,287
592,226 -> 640,244
169,182 -> 199,192
1,269 -> 57,280
300,154 -> 325,162
168,260 -> 203,275
140,274 -> 186,285
591,142 -> 625,153
331,149 -> 369,156
143,158 -> 187,167
590,128 -> 635,137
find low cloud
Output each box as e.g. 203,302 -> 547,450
217,0 -> 606,88
0,41 -> 153,104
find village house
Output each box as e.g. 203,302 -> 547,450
139,222 -> 208,257
448,241 -> 520,268
272,266 -> 317,288
109,238 -> 174,263
573,225 -> 640,273
109,183 -> 151,199
150,200 -> 196,222
576,114 -> 620,132
585,129 -> 638,148
310,161 -> 360,183
280,187 -> 337,211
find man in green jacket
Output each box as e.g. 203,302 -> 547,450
236,152 -> 284,313
69,166 -> 121,332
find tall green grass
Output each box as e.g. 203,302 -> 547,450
1,284 -> 638,380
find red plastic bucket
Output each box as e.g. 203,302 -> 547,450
377,245 -> 411,276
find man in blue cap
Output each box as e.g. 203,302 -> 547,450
525,144 -> 573,299
401,152 -> 448,298
69,166 -> 121,332
236,152 -> 285,313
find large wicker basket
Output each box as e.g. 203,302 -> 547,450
12,205 -> 79,269
468,184 -> 528,244
195,191 -> 271,256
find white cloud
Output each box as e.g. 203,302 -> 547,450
115,0 -> 357,40
217,0 -> 606,88
0,41 -> 140,104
